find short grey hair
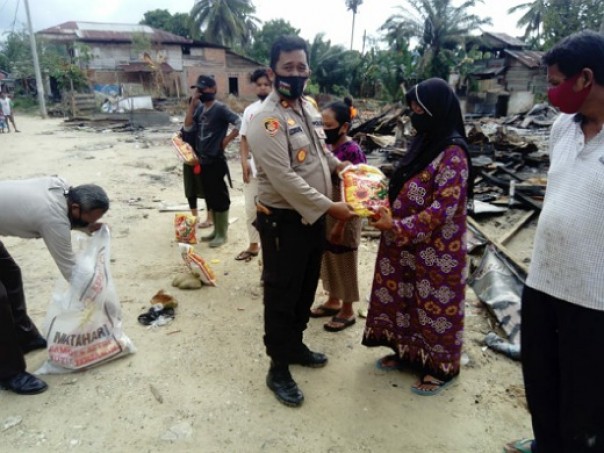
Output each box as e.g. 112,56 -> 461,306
68,184 -> 109,212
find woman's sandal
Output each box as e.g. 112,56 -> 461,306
503,439 -> 535,453
309,304 -> 340,318
235,250 -> 259,261
410,375 -> 456,396
324,316 -> 356,332
197,220 -> 213,229
375,354 -> 405,371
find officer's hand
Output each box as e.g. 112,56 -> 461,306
241,159 -> 251,184
329,220 -> 346,244
369,206 -> 393,231
327,202 -> 357,221
335,161 -> 353,174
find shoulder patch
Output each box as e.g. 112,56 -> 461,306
264,118 -> 280,137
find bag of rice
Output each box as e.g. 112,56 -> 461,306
171,133 -> 199,166
174,213 -> 197,244
339,164 -> 389,217
179,244 -> 217,287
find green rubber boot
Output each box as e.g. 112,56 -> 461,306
209,210 -> 229,248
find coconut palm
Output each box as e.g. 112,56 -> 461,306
508,0 -> 547,42
380,0 -> 491,79
345,0 -> 364,50
190,0 -> 260,47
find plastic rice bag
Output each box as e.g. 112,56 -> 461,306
174,213 -> 197,244
179,244 -> 217,287
37,225 -> 135,374
340,164 -> 389,217
171,133 -> 199,166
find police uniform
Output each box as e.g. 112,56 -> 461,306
247,91 -> 339,364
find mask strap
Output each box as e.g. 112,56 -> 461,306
415,85 -> 433,117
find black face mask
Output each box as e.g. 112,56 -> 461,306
324,127 -> 343,145
257,93 -> 269,101
410,112 -> 433,134
200,92 -> 216,103
275,75 -> 308,100
70,215 -> 90,229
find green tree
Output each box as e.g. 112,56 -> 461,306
345,0 -> 363,50
140,9 -> 192,38
248,19 -> 300,64
308,33 -> 352,93
541,0 -> 604,48
508,0 -> 547,43
190,0 -> 260,47
380,0 -> 492,79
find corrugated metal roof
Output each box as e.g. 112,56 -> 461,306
504,49 -> 545,69
483,32 -> 526,48
37,21 -> 190,45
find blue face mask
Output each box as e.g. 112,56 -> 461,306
275,75 -> 308,100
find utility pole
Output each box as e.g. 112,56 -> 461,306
23,0 -> 47,118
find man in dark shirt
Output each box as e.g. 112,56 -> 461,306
184,76 -> 241,247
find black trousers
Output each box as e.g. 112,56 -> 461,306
522,285 -> 604,453
256,209 -> 325,363
200,160 -> 230,213
0,241 -> 42,379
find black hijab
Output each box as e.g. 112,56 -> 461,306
388,78 -> 474,211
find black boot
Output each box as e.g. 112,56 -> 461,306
291,349 -> 328,368
266,362 -> 304,407
0,372 -> 48,395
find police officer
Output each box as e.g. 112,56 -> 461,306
247,35 -> 356,407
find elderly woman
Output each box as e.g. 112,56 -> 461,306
362,78 -> 472,396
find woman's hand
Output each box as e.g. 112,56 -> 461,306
369,206 -> 393,231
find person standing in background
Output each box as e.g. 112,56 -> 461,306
0,92 -> 19,133
310,101 -> 366,332
235,68 -> 272,262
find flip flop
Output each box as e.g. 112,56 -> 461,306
197,220 -> 213,229
503,439 -> 535,453
375,354 -> 405,371
309,304 -> 340,318
235,250 -> 259,261
410,375 -> 456,396
324,316 -> 356,332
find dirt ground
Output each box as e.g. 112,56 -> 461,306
0,114 -> 533,452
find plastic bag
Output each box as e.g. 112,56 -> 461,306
339,164 -> 389,217
37,225 -> 135,374
179,244 -> 217,287
174,213 -> 197,244
171,133 -> 199,166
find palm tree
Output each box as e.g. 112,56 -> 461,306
345,0 -> 363,50
190,0 -> 260,47
508,0 -> 547,43
380,0 -> 491,79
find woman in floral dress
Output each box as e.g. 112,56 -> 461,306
362,78 -> 473,395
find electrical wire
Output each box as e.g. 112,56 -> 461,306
11,0 -> 20,33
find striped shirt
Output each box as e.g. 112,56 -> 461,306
527,113 -> 604,310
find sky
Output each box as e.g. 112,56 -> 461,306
0,0 -> 528,50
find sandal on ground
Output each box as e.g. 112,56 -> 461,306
197,220 -> 213,229
309,304 -> 340,318
410,375 -> 456,396
235,250 -> 259,261
503,439 -> 535,453
375,354 -> 405,372
324,316 -> 356,332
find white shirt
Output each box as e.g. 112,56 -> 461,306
0,176 -> 76,281
0,97 -> 12,115
527,113 -> 604,310
241,99 -> 264,179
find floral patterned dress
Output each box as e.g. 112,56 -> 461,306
362,145 -> 469,379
